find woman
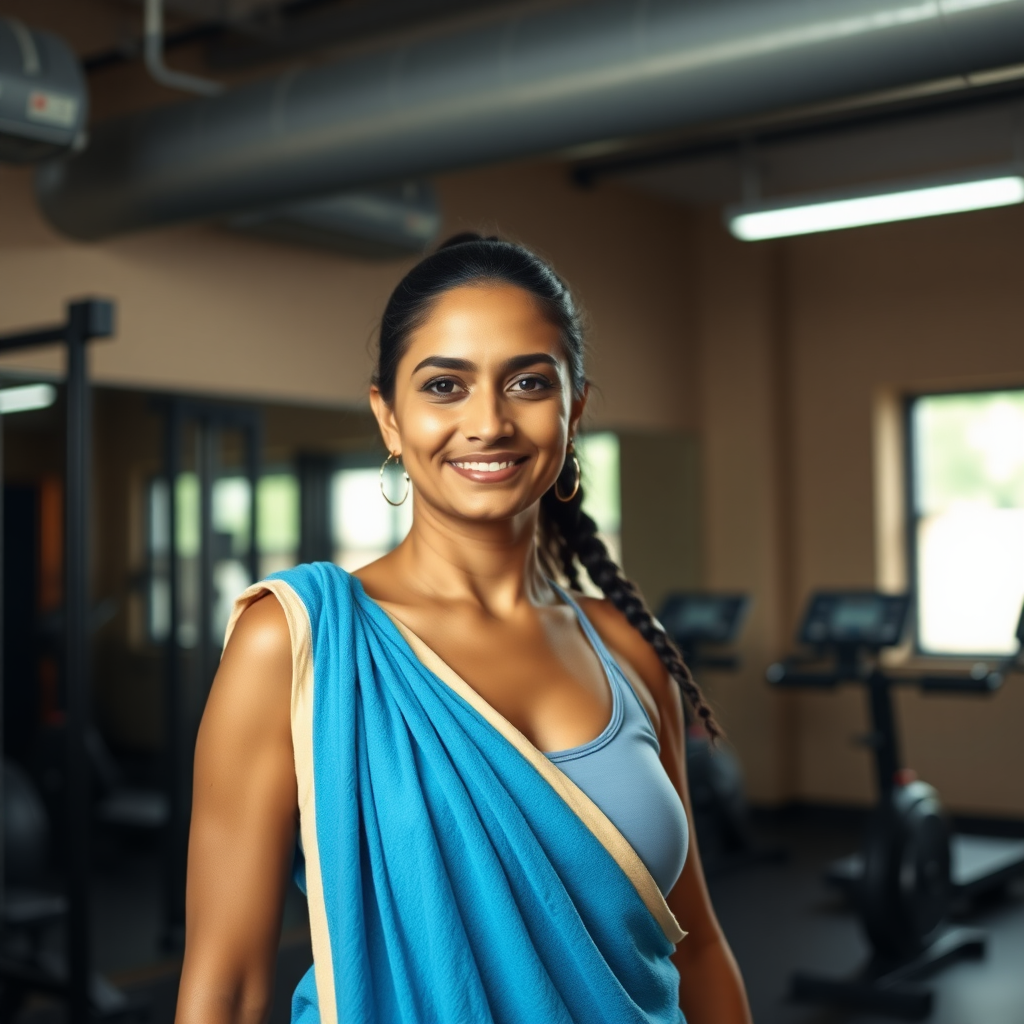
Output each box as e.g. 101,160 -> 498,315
176,235 -> 751,1024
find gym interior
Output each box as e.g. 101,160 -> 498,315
2,1 -> 1024,1021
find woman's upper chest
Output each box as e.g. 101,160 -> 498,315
382,598 -> 642,753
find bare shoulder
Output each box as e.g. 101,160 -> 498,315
577,596 -> 671,695
205,592 -> 293,729
222,591 -> 291,665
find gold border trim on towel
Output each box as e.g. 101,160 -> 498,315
225,581 -> 338,1024
385,613 -> 686,946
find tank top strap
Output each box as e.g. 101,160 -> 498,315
548,581 -> 621,677
549,581 -> 660,734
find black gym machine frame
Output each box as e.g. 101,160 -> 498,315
0,300 -> 116,1021
158,399 -> 262,948
659,592 -> 786,875
768,591 -> 1024,1020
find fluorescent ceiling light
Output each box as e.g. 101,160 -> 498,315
0,383 -> 57,414
727,174 -> 1024,242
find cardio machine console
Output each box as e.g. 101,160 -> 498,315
799,592 -> 910,649
659,593 -> 750,646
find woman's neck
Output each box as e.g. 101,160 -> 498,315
368,500 -> 553,617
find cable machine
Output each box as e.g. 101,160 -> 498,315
0,300 -> 118,1021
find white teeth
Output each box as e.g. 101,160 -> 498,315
452,460 -> 515,473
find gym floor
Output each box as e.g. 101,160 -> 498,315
11,809 -> 1024,1023
709,811 -> 1024,1024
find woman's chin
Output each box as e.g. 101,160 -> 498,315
437,494 -> 542,525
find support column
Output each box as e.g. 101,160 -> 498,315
693,214 -> 798,804
65,302 -> 93,1021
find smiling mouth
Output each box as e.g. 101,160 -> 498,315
449,458 -> 523,473
446,455 -> 529,482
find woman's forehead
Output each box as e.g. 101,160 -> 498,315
401,284 -> 564,367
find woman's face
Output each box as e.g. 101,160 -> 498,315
371,283 -> 586,526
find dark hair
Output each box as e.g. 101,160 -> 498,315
374,232 -> 721,740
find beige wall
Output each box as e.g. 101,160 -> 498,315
691,220 -> 798,805
0,155 -> 703,751
619,431 -> 702,613
0,166 -> 410,405
693,203 -> 1024,818
0,162 -> 696,431
5,125 -> 1024,816
437,165 -> 699,432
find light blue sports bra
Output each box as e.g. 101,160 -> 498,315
545,586 -> 689,897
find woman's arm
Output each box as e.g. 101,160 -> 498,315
656,668 -> 752,1024
175,594 -> 298,1024
580,598 -> 752,1024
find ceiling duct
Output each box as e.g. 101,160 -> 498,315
226,181 -> 442,257
0,18 -> 87,164
37,0 -> 1024,240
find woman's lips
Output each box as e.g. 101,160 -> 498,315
447,456 -> 527,484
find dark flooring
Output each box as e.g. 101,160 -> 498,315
7,811 -> 1024,1023
705,812 -> 1024,1024
8,831 -> 312,1024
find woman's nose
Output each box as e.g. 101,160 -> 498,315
462,386 -> 513,444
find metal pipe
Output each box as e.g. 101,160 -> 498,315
245,421 -> 260,587
298,454 -> 334,565
37,0 -> 1024,240
144,0 -> 223,97
197,419 -> 217,701
0,378 -> 5,943
64,301 -> 92,1022
868,670 -> 901,799
162,400 -> 186,949
8,17 -> 41,76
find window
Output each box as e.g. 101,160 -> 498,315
577,431 -> 622,567
331,463 -> 413,572
909,390 -> 1024,655
148,471 -> 300,646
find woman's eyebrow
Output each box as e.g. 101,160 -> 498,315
412,355 -> 476,374
411,353 -> 560,375
501,353 -> 560,373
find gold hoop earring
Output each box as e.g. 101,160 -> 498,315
380,451 -> 411,507
555,441 -> 581,503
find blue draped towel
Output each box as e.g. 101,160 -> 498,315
227,563 -> 685,1024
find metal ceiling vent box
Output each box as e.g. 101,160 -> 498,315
0,17 -> 87,163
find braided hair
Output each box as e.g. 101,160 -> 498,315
374,232 -> 722,740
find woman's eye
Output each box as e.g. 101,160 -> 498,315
511,375 -> 552,393
424,378 -> 463,396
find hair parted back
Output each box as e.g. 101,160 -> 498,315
374,232 -> 721,740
